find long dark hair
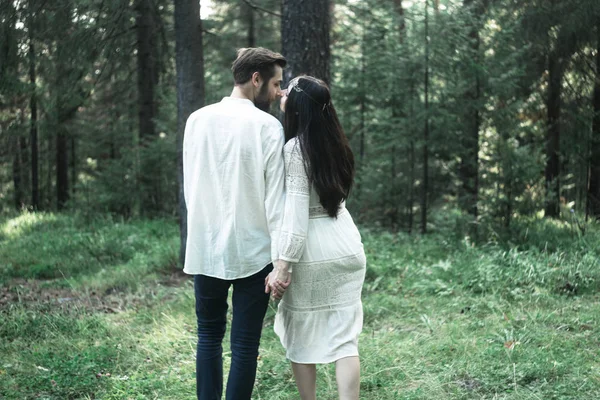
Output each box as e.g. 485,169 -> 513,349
284,76 -> 355,218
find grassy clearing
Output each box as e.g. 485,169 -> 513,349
0,212 -> 179,291
0,213 -> 599,399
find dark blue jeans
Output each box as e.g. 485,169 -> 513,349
194,264 -> 272,400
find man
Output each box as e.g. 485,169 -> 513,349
183,47 -> 290,400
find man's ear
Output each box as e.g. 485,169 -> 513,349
251,71 -> 262,88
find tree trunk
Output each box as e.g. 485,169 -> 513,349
359,6 -> 366,161
545,50 -> 561,218
589,22 -> 600,220
136,0 -> 157,142
46,133 -> 52,209
3,2 -> 24,210
54,2 -> 75,210
136,0 -> 158,214
29,16 -> 39,210
505,170 -> 512,227
393,0 -> 406,34
459,0 -> 481,228
56,127 -> 69,209
409,140 -> 415,234
244,2 -> 255,47
408,78 -> 415,235
0,1 -> 17,79
421,0 -> 430,234
390,145 -> 398,231
175,0 -> 205,267
12,136 -> 25,210
281,0 -> 331,85
70,136 -> 76,196
393,0 -> 408,232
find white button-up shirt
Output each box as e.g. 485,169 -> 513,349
183,97 -> 286,279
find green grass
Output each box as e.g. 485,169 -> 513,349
0,212 -> 179,289
1,212 -> 599,399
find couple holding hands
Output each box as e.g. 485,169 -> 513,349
183,47 -> 366,400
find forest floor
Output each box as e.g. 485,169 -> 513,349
1,212 -> 599,399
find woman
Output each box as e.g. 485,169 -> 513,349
266,76 -> 366,400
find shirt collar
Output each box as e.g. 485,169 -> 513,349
221,96 -> 254,107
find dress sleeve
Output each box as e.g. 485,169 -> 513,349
278,140 -> 310,263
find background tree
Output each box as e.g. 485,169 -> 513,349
281,0 -> 331,85
175,0 -> 205,265
589,21 -> 600,220
1,0 -> 599,238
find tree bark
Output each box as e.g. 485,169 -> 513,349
544,50 -> 562,218
175,0 -> 205,266
281,0 -> 331,85
393,0 -> 405,34
408,78 -> 415,235
136,0 -> 157,142
56,127 -> 69,209
29,13 -> 39,210
421,0 -> 430,234
0,1 -> 16,79
54,2 -> 75,210
3,2 -> 24,210
136,0 -> 158,214
46,133 -> 52,209
13,136 -> 25,210
409,140 -> 415,234
459,0 -> 481,227
70,136 -> 76,196
394,0 -> 414,233
244,2 -> 255,47
589,21 -> 600,219
390,145 -> 398,231
393,0 -> 409,232
359,6 -> 366,161
390,0 -> 406,231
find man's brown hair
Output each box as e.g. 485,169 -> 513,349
231,47 -> 287,85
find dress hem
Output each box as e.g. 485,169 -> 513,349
285,350 -> 360,365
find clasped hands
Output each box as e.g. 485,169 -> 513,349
265,260 -> 291,300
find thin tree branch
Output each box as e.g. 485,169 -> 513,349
242,0 -> 281,17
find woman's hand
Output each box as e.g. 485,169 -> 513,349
265,260 -> 291,300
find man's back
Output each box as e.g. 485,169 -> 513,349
183,97 -> 285,279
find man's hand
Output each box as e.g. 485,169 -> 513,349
265,260 -> 291,300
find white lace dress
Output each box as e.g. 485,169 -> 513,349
274,138 -> 366,364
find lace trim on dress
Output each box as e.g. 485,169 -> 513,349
284,143 -> 310,196
309,205 -> 329,218
309,205 -> 348,219
280,253 -> 366,309
286,175 -> 310,196
279,231 -> 306,261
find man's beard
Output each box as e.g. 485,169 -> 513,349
254,83 -> 271,112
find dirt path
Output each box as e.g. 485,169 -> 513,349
0,272 -> 190,313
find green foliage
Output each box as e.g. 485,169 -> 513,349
332,0 -> 600,228
362,215 -> 600,299
2,0 -> 600,226
0,212 -> 178,285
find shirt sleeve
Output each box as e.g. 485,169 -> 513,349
278,140 -> 310,263
182,112 -> 196,208
263,123 -> 286,263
